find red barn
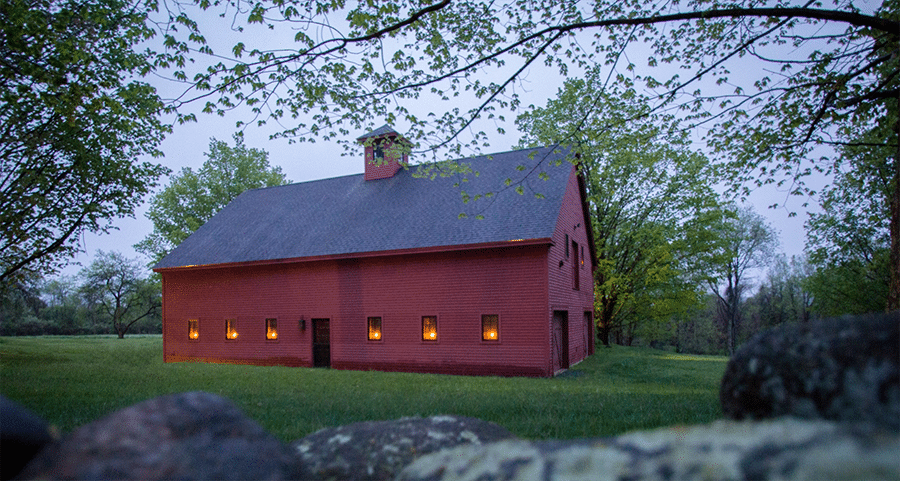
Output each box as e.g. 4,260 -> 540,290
155,126 -> 596,377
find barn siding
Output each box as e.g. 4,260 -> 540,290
161,243 -> 552,376
547,166 -> 595,374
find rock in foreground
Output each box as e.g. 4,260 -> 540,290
291,415 -> 516,481
397,418 -> 900,481
18,391 -> 296,481
720,311 -> 899,430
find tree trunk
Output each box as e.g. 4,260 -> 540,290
597,324 -> 610,347
888,124 -> 899,311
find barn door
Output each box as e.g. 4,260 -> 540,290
552,311 -> 569,373
312,318 -> 331,368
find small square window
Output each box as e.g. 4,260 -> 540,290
422,316 -> 437,341
266,318 -> 278,340
188,319 -> 199,340
367,317 -> 382,341
482,314 -> 499,341
225,319 -> 238,340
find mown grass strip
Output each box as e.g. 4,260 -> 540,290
0,336 -> 727,441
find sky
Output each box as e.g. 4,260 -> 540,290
58,5 -> 823,282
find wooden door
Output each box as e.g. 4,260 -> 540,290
312,318 -> 331,368
552,311 -> 569,373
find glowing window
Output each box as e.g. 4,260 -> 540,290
482,314 -> 499,341
188,319 -> 199,340
422,316 -> 437,342
367,317 -> 382,341
266,318 -> 278,340
225,319 -> 238,340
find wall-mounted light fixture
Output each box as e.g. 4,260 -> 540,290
298,316 -> 306,331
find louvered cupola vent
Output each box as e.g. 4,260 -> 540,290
357,125 -> 410,181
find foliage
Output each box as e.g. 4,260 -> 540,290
0,274 -> 45,334
78,251 -> 160,338
0,0 -> 171,283
804,113 -> 895,314
742,255 -> 814,344
704,205 -> 779,355
671,295 -> 727,355
143,0 -> 897,305
136,134 -> 289,262
0,336 -> 726,441
516,74 -> 728,346
0,271 -> 161,337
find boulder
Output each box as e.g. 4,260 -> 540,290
0,396 -> 56,481
720,311 -> 899,430
396,418 -> 900,481
18,391 -> 296,481
291,415 -> 516,481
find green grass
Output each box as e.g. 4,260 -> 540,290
0,336 -> 727,442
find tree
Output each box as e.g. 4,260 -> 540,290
517,74 -> 728,347
804,112 -> 895,314
149,0 -> 897,307
706,206 -> 779,355
79,251 -> 159,338
0,0 -> 171,284
743,255 -> 814,341
136,134 -> 289,262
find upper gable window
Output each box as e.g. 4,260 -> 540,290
374,145 -> 385,162
572,240 -> 580,290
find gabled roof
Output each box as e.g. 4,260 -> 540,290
356,124 -> 398,141
154,146 -> 575,270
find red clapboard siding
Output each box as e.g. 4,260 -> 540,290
547,166 -> 595,373
162,243 -> 553,376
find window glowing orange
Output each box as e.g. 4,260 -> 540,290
422,316 -> 437,341
225,319 -> 238,340
367,317 -> 382,341
188,319 -> 199,340
266,318 -> 278,340
482,314 -> 499,341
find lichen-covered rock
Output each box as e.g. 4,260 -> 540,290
396,418 -> 900,481
291,415 -> 516,481
17,391 -> 296,481
0,396 -> 56,481
720,311 -> 899,430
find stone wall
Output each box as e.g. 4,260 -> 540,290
4,311 -> 897,481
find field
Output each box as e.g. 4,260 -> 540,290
0,335 -> 727,442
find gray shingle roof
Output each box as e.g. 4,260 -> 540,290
154,146 -> 573,269
356,124 -> 397,140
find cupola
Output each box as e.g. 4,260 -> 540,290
357,125 -> 410,180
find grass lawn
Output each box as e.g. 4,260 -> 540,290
0,335 -> 727,442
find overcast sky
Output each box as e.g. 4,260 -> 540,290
59,8 -> 822,280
